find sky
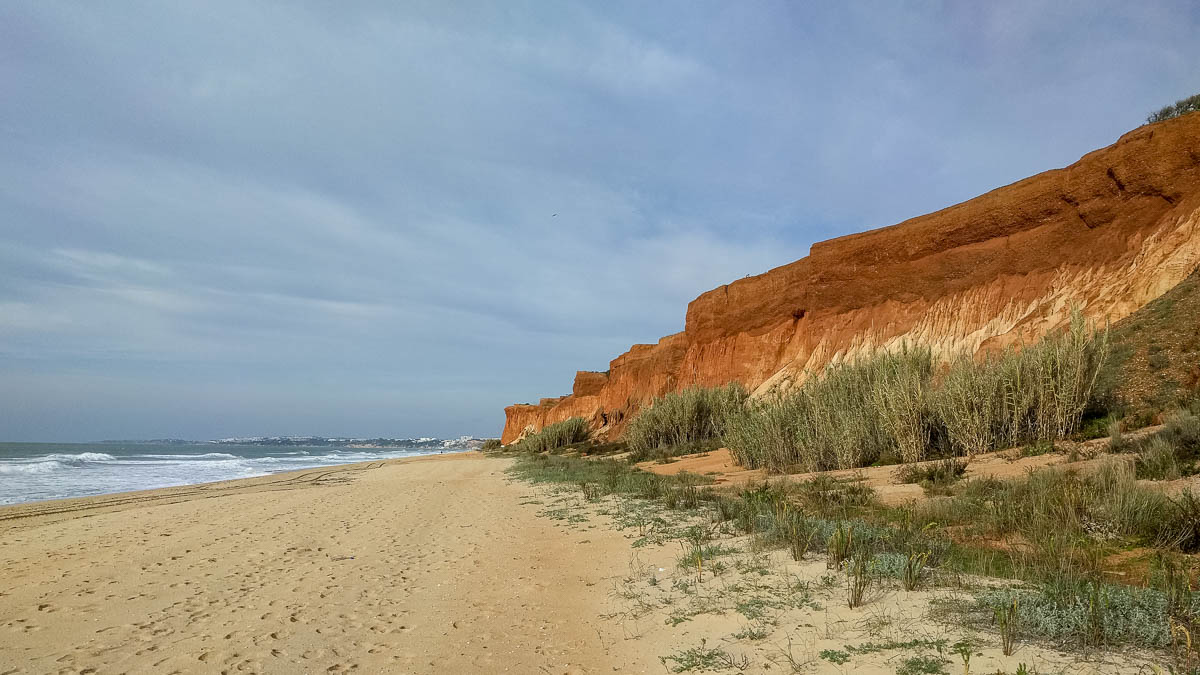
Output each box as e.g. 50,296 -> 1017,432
2,2 -> 1199,442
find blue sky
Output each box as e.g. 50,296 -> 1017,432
2,1 -> 1198,441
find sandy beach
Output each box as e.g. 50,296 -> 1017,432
0,453 -> 659,674
0,450 -> 1168,674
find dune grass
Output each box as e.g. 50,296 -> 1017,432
508,444 -> 1199,664
625,384 -> 747,462
726,345 -> 935,472
511,416 -> 590,454
1106,407 -> 1200,481
726,310 -> 1109,473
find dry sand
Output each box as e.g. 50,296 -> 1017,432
0,452 -> 661,674
0,451 -> 1168,674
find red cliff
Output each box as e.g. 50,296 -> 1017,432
502,115 -> 1200,444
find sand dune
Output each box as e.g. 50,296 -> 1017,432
0,453 -> 658,674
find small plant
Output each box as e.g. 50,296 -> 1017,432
896,654 -> 950,675
660,639 -> 749,673
732,623 -> 769,641
480,438 -> 502,451
903,550 -> 931,591
1108,421 -> 1134,453
1170,616 -> 1196,673
579,481 -> 602,500
1020,440 -> 1055,457
778,505 -> 817,561
1084,581 -> 1109,647
846,552 -> 874,609
994,598 -> 1019,656
828,522 -> 856,569
1150,351 -> 1171,371
952,640 -> 974,675
663,488 -> 681,509
1166,490 -> 1200,553
895,458 -> 969,492
818,649 -> 851,665
796,474 -> 878,516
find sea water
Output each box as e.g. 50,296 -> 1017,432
0,442 -> 451,505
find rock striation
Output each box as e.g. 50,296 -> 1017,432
502,115 -> 1200,444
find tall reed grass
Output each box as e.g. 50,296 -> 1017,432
727,345 -> 934,471
625,384 -> 747,459
726,310 -> 1109,472
938,310 -> 1110,455
513,417 -> 590,453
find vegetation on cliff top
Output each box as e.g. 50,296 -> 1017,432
1148,92 -> 1200,124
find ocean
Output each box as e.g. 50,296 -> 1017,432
0,442 -> 452,506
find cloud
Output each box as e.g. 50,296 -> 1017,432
1,1 -> 1199,440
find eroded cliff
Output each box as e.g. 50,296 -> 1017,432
502,115 -> 1200,444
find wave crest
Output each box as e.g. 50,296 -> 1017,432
0,461 -> 63,475
43,452 -> 116,463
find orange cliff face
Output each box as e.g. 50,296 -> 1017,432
502,115 -> 1200,445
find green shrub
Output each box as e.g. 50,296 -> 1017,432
1077,413 -> 1120,441
794,475 -> 879,517
1137,437 -> 1182,480
1149,351 -> 1170,371
1165,491 -> 1200,553
909,460 -> 1182,558
975,582 -> 1193,648
1161,410 -> 1200,463
894,458 -> 968,493
480,438 -> 502,452
1020,440 -> 1056,457
1148,92 -> 1200,124
896,654 -> 950,675
868,551 -> 930,590
1108,421 -> 1135,453
625,384 -> 747,460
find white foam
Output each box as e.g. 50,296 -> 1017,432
0,446 -> 443,505
0,461 -> 63,475
136,453 -> 240,460
43,452 -> 116,462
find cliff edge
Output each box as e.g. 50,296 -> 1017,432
503,115 -> 1200,444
